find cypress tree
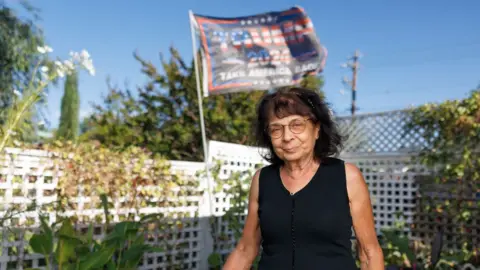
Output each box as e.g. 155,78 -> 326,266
56,71 -> 79,140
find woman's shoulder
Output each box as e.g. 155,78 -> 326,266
322,157 -> 361,174
321,157 -> 362,180
256,163 -> 278,178
321,156 -> 345,166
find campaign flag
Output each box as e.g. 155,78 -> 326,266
190,6 -> 327,96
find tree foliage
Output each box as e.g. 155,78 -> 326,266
80,84 -> 144,149
0,1 -> 48,141
56,71 -> 80,140
82,46 -> 325,161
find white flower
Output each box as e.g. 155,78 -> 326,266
53,60 -> 72,78
63,60 -> 74,71
76,49 -> 95,76
48,49 -> 96,79
40,66 -> 49,73
69,51 -> 78,59
40,66 -> 49,81
13,88 -> 21,97
80,50 -> 90,59
83,60 -> 95,76
56,68 -> 66,78
37,45 -> 53,54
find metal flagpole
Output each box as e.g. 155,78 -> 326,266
188,11 -> 209,161
188,10 -> 215,249
189,9 -> 211,189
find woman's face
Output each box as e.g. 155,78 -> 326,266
267,114 -> 320,163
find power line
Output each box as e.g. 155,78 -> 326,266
362,46 -> 480,70
366,40 -> 480,57
334,104 -> 412,117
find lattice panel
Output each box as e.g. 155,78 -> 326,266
208,141 -> 269,179
336,110 -> 426,154
0,149 -> 206,270
0,129 -> 475,268
342,153 -> 429,236
139,161 -> 205,270
0,149 -> 57,270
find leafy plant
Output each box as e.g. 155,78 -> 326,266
381,213 -> 419,269
27,194 -> 164,270
406,89 -> 479,231
0,140 -> 199,269
39,141 -> 173,217
405,88 -> 479,260
380,211 -> 480,269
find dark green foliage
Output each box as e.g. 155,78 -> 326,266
82,46 -> 325,161
56,71 -> 80,140
27,194 -> 164,270
0,1 -> 49,142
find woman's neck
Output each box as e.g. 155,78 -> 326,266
283,155 -> 320,177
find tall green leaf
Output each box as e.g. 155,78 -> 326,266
55,218 -> 80,266
78,247 -> 115,270
29,233 -> 53,255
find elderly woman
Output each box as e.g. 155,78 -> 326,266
224,87 -> 384,269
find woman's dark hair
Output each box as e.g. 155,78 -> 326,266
254,87 -> 344,165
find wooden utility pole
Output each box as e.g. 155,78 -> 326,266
342,50 -> 361,116
351,50 -> 359,116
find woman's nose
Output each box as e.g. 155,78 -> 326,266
282,126 -> 294,141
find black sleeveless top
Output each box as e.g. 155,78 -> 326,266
257,157 -> 357,270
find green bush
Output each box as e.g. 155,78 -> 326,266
27,194 -> 163,270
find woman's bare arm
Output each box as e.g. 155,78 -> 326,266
346,163 -> 384,270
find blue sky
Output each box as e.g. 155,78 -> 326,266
10,0 -> 480,127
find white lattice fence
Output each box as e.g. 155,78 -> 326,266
0,140 -> 460,269
336,109 -> 426,154
341,153 -> 429,235
0,106 -> 460,269
139,160 -> 206,270
0,148 -> 207,270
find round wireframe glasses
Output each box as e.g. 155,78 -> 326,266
266,118 -> 311,138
